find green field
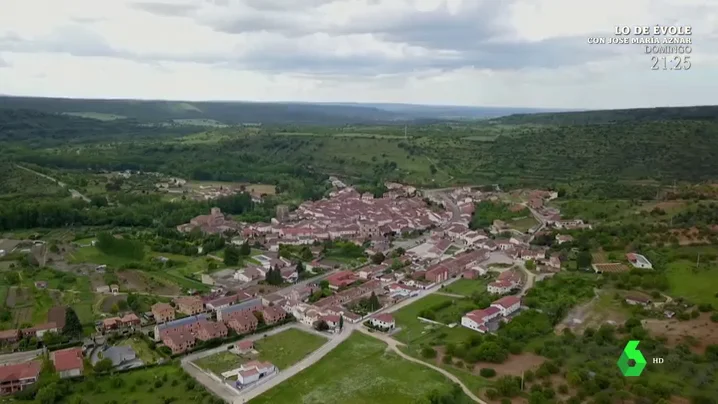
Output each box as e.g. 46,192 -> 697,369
58,364 -> 217,403
254,328 -> 327,369
250,332 -> 471,404
194,351 -> 245,375
666,260 -> 718,306
509,216 -> 539,232
68,245 -> 140,267
392,294 -> 476,345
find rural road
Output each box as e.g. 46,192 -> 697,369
15,164 -> 91,203
356,327 -> 486,404
0,348 -> 44,366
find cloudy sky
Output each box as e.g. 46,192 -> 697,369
1,0 -> 716,109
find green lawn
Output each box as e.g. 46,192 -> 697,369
509,216 -> 539,232
194,351 -> 245,375
119,336 -> 164,364
59,364 -> 217,404
250,332 -> 471,404
441,279 -> 488,297
255,328 -> 328,369
392,294 -> 477,345
666,260 -> 718,306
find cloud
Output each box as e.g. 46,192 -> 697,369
0,0 -> 716,108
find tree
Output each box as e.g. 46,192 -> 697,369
421,347 -> 437,358
480,368 -> 497,378
315,320 -> 329,331
371,252 -> 385,265
339,314 -> 344,331
224,246 -> 240,266
110,304 -> 119,314
576,250 -> 593,270
367,292 -> 381,311
239,241 -> 251,256
94,358 -> 114,373
63,307 -> 83,338
525,260 -> 536,271
296,261 -> 305,276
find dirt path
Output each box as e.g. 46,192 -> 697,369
357,327 -> 486,404
14,164 -> 91,203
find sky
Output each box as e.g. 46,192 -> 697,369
0,0 -> 717,109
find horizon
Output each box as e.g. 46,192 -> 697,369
1,0 -> 717,109
1,93 -> 715,112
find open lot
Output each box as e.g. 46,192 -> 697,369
117,270 -> 181,295
254,328 -> 327,370
440,279 -> 489,297
99,294 -> 128,313
643,313 -> 718,354
250,332 -> 471,404
392,294 -> 477,345
666,260 -> 718,306
509,216 -> 539,232
195,351 -> 246,375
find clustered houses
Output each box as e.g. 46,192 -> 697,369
283,277 -> 385,328
100,313 -> 141,333
150,296 -> 287,354
173,296 -> 205,315
248,187 -> 447,250
461,295 -> 522,333
424,249 -> 489,283
151,302 -> 176,324
176,207 -> 242,234
487,270 -> 523,294
0,306 -> 67,345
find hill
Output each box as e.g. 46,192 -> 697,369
0,96 -> 422,125
494,105 -> 718,125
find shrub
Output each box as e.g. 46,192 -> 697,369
421,347 -> 437,359
479,368 -> 497,378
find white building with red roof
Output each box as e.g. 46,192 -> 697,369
51,347 -> 84,379
369,313 -> 395,330
491,295 -> 521,316
462,295 -> 522,334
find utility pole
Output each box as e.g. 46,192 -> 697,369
521,370 -> 524,391
696,253 -> 700,268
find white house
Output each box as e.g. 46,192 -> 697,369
369,314 -> 395,330
626,253 -> 653,269
490,296 -> 521,316
224,361 -> 276,386
461,307 -> 501,333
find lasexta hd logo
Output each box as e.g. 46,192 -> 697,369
617,340 -> 647,376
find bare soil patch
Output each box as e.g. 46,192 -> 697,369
643,313 -> 718,354
592,263 -> 630,273
669,227 -> 711,246
6,287 -> 30,308
243,284 -> 281,296
471,353 -> 546,377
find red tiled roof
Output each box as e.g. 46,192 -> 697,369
52,347 -> 83,372
373,313 -> 394,323
492,295 -> 521,309
321,315 -> 340,323
0,361 -> 41,382
237,340 -> 254,350
466,306 -> 500,322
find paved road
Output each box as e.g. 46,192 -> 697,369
356,327 -> 486,404
0,348 -> 44,366
15,164 -> 91,203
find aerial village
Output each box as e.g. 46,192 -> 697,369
1,179 -> 660,401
